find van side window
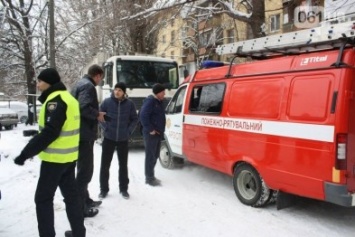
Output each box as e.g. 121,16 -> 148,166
166,86 -> 187,114
190,83 -> 224,113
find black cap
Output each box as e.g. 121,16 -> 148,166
37,68 -> 61,85
152,83 -> 165,95
114,82 -> 127,93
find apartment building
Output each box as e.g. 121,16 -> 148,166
155,0 -> 355,75
156,0 -> 247,74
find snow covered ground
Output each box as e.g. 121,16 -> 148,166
1,124 -> 355,237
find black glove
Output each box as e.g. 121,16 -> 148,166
14,154 -> 27,166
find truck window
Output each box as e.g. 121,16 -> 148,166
116,60 -> 179,89
104,64 -> 113,88
190,83 -> 225,114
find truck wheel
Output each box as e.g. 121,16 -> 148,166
159,141 -> 175,169
233,163 -> 272,207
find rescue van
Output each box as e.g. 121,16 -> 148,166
161,21 -> 355,208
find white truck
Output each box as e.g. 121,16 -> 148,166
97,55 -> 184,144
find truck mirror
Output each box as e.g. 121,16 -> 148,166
183,69 -> 189,78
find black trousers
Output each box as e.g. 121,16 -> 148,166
35,161 -> 85,237
76,141 -> 94,212
100,138 -> 129,193
143,134 -> 162,181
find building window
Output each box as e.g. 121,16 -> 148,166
171,30 -> 175,43
162,35 -> 166,44
171,51 -> 174,59
180,26 -> 187,38
226,29 -> 234,43
199,30 -> 212,46
270,14 -> 281,32
171,19 -> 174,27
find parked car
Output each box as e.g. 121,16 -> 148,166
0,108 -> 18,130
0,101 -> 28,123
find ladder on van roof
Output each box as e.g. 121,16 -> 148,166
216,21 -> 355,58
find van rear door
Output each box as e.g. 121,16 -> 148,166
345,70 -> 355,191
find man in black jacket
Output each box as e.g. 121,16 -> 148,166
139,83 -> 166,186
71,64 -> 105,218
98,82 -> 138,199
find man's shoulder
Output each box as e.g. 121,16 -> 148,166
125,98 -> 135,104
74,79 -> 96,93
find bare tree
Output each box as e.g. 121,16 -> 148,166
0,0 -> 280,101
0,0 -> 43,101
218,0 -> 265,39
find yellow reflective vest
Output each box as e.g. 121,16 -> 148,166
38,91 -> 80,163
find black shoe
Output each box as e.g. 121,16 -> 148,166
145,178 -> 161,186
88,200 -> 102,208
84,208 -> 99,218
98,191 -> 108,199
120,191 -> 130,199
64,230 -> 72,237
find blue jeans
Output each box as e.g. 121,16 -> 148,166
143,134 -> 162,181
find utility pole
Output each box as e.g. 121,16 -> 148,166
49,0 -> 56,68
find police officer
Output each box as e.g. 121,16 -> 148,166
14,68 -> 85,237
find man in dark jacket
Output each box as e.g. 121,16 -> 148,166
139,83 -> 166,186
71,64 -> 105,218
14,68 -> 86,237
98,82 -> 138,199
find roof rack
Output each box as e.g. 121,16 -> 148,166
216,21 -> 355,58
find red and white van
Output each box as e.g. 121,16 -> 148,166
160,22 -> 355,207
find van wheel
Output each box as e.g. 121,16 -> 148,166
159,141 -> 175,169
233,163 -> 272,207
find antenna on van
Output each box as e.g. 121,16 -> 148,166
216,21 -> 355,58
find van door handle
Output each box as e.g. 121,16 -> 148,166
330,91 -> 338,114
174,125 -> 180,128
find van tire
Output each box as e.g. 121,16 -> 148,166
233,163 -> 272,207
159,141 -> 175,169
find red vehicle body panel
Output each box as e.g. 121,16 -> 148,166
179,48 -> 355,205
